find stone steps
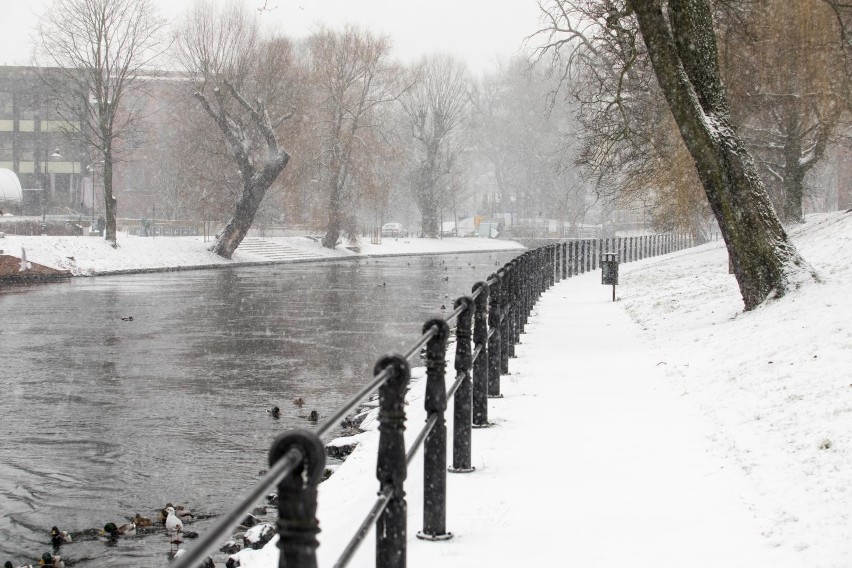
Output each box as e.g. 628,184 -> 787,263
237,238 -> 323,262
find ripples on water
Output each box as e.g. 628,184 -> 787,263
0,251 -> 519,565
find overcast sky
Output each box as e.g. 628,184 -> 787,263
0,0 -> 544,74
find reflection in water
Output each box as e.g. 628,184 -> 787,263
0,251 -> 519,565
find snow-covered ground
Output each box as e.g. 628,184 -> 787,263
5,213 -> 850,567
222,212 -> 849,567
0,233 -> 525,276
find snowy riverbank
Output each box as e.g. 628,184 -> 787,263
0,233 -> 526,276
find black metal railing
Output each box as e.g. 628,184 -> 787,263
172,232 -> 694,568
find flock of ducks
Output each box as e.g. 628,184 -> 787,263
7,393 -> 329,566
3,504 -> 195,568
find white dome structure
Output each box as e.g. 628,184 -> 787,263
0,168 -> 23,204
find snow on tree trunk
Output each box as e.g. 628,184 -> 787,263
194,81 -> 291,260
630,0 -> 815,310
210,154 -> 289,259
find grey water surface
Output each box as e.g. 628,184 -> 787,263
0,250 -> 519,566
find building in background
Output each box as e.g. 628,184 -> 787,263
0,66 -> 86,217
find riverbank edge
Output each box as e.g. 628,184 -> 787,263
0,254 -> 72,282
65,245 -> 528,278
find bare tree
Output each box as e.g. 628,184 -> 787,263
176,0 -> 299,258
401,55 -> 471,238
728,0 -> 849,222
35,0 -> 167,246
536,0 -> 816,309
471,58 -> 590,237
305,26 -> 402,249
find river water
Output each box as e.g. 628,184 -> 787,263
0,250 -> 519,566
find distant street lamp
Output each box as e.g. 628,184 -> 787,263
43,148 -> 62,224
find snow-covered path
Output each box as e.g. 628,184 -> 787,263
390,272 -> 799,568
461,273 -> 796,567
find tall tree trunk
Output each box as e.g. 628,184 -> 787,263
782,161 -> 806,223
323,179 -> 342,248
103,146 -> 117,247
420,207 -> 439,238
211,185 -> 262,258
416,181 -> 440,238
211,157 -> 288,259
630,0 -> 814,310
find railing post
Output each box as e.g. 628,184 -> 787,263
510,259 -> 521,347
520,255 -> 535,332
450,297 -> 475,474
554,243 -> 559,282
516,255 -> 524,329
536,247 -> 544,297
271,430 -> 326,568
553,244 -> 558,284
561,242 -> 567,280
550,244 -> 556,284
487,272 -> 503,399
504,262 -> 516,357
552,244 -> 557,285
375,354 -> 411,568
572,240 -> 578,276
592,239 -> 598,270
418,319 -> 452,541
471,282 -> 489,427
499,267 -> 510,375
535,247 -> 542,297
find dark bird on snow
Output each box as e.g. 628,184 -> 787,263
121,316 -> 133,321
308,410 -> 319,422
267,406 -> 280,418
